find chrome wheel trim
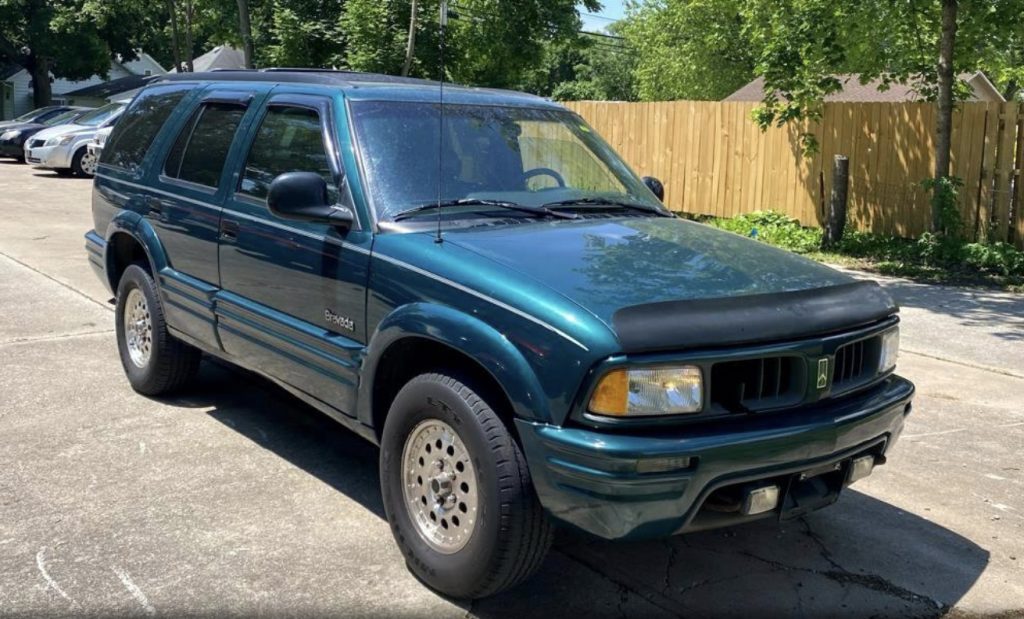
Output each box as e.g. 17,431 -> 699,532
401,418 -> 480,554
123,288 -> 152,368
79,151 -> 97,175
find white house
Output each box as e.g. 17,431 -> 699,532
0,52 -> 165,120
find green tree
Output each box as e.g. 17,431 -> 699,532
341,0 -> 599,88
739,0 -> 1024,232
540,28 -> 638,102
0,0 -> 157,106
620,0 -> 754,101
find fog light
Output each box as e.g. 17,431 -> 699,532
847,455 -> 875,485
741,485 -> 779,515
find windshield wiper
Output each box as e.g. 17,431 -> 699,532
541,197 -> 671,217
393,198 -> 577,221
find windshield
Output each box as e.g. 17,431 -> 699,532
43,110 -> 81,126
75,103 -> 124,127
349,101 -> 663,222
14,107 -> 58,122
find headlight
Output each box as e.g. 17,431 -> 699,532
0,130 -> 20,140
589,366 -> 703,417
878,328 -> 899,373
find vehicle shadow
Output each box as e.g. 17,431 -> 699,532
176,360 -> 988,619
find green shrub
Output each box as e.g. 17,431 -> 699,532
706,210 -> 1024,287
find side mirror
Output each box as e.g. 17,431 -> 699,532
267,171 -> 354,228
642,176 -> 664,202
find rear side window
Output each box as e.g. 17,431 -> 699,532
164,103 -> 246,188
240,106 -> 336,201
101,86 -> 190,172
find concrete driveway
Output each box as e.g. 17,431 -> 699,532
1,161 -> 1021,618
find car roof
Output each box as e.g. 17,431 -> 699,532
151,69 -> 563,109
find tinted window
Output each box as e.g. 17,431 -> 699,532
101,87 -> 189,172
164,103 -> 246,188
240,106 -> 336,201
75,103 -> 124,127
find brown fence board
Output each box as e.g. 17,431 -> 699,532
564,100 -> 1019,246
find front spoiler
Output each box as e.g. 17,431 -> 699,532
516,375 -> 914,540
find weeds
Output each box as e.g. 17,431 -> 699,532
705,210 -> 1024,291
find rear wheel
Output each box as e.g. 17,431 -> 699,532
380,373 -> 553,599
71,147 -> 97,177
115,264 -> 200,395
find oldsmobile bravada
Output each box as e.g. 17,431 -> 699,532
86,70 -> 913,599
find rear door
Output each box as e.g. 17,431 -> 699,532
146,86 -> 269,344
216,92 -> 371,416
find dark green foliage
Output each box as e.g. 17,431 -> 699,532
708,210 -> 1024,288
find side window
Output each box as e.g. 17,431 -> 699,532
239,105 -> 337,203
164,102 -> 246,188
101,86 -> 189,171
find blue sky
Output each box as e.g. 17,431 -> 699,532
580,0 -> 626,32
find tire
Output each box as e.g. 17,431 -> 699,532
115,264 -> 201,395
380,373 -> 553,599
71,147 -> 97,177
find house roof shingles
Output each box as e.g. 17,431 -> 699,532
724,72 -> 1002,103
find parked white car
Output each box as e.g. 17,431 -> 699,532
24,102 -> 125,177
87,125 -> 114,161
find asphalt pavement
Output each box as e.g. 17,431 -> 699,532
1,160 -> 1022,618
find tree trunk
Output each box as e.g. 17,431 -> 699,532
184,0 -> 195,72
933,0 -> 958,232
236,0 -> 255,69
29,56 -> 52,108
822,155 -> 849,249
402,0 -> 419,76
166,0 -> 183,72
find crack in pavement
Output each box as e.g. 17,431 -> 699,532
0,329 -> 114,346
734,518 -> 950,615
553,548 -> 686,619
0,250 -> 111,312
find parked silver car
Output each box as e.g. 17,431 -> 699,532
24,102 -> 125,177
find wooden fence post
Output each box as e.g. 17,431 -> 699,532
822,155 -> 849,248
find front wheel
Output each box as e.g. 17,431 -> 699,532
71,146 -> 97,177
380,373 -> 553,599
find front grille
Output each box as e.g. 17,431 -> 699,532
710,356 -> 805,412
29,139 -> 44,148
832,336 -> 881,392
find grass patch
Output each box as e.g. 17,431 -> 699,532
703,210 -> 1024,292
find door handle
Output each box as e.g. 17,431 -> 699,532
145,196 -> 164,219
220,219 -> 240,241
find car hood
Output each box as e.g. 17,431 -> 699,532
0,121 -> 45,133
29,124 -> 92,142
444,217 -> 853,322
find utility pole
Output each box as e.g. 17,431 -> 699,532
402,0 -> 418,76
236,0 -> 255,69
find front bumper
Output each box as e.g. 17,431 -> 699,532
516,375 -> 914,540
25,143 -> 73,169
0,138 -> 26,158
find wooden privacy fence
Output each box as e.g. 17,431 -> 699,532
564,100 -> 1024,248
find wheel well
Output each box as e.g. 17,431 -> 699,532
371,337 -> 517,440
107,233 -> 151,291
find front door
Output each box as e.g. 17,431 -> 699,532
216,93 -> 371,416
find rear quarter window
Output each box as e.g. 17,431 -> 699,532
101,85 -> 191,173
163,102 -> 246,188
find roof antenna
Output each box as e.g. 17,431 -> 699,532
435,0 -> 448,244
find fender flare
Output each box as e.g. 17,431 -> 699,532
103,212 -> 169,289
357,302 -> 551,428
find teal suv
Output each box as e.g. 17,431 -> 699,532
86,70 -> 913,599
